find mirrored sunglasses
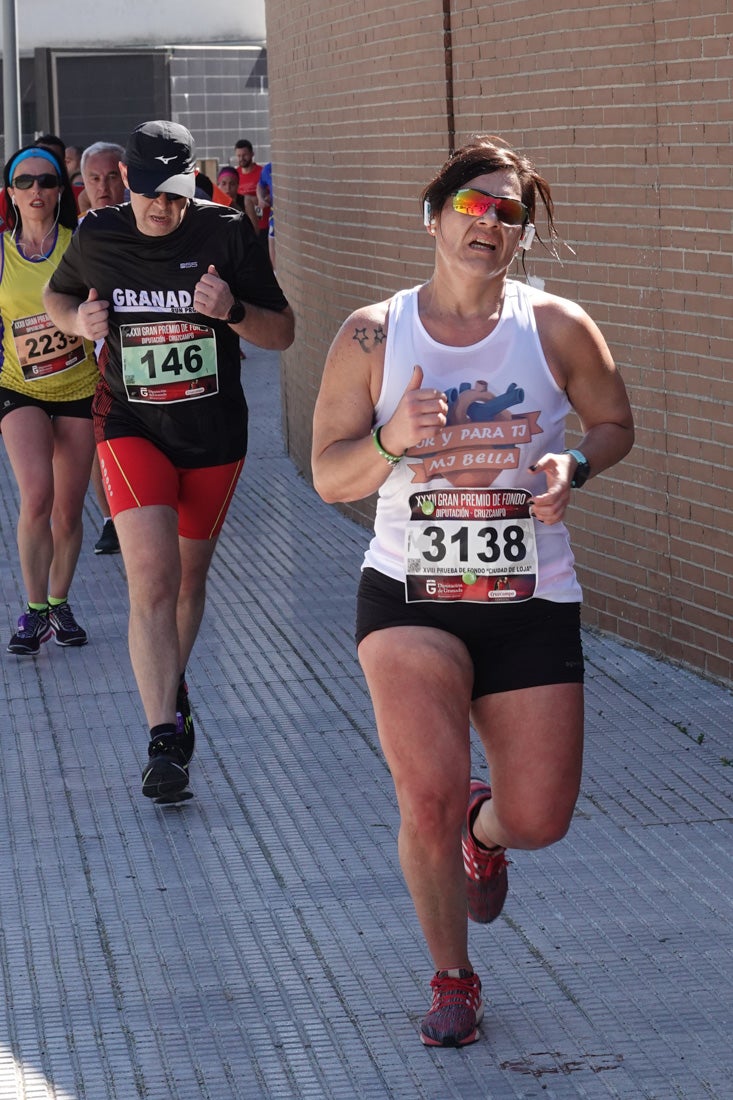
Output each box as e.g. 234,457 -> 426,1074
452,188 -> 528,226
12,173 -> 60,190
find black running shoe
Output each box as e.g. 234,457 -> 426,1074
48,601 -> 88,647
7,608 -> 53,655
141,733 -> 190,800
94,519 -> 120,554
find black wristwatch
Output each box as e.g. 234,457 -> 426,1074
226,298 -> 246,325
564,448 -> 590,488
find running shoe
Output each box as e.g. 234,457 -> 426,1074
141,732 -> 190,800
462,778 -> 509,923
420,969 -> 483,1047
176,678 -> 195,764
48,601 -> 88,647
7,608 -> 53,656
94,519 -> 120,554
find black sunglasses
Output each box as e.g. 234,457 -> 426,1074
12,173 -> 61,190
139,191 -> 185,202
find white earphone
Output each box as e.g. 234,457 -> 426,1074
519,223 -> 536,250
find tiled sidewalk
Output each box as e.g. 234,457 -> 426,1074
0,344 -> 731,1100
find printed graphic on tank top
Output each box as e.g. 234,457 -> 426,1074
364,281 -> 583,606
403,373 -> 543,601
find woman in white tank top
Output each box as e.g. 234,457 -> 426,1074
312,135 -> 634,1049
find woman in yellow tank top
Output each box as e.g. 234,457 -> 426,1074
0,145 -> 98,655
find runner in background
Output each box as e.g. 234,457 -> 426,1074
0,144 -> 98,655
233,139 -> 269,245
256,161 -> 275,271
44,120 -> 294,804
217,165 -> 244,211
78,140 -> 126,554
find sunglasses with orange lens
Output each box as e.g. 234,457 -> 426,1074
452,188 -> 528,226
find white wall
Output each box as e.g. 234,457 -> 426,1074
7,0 -> 266,49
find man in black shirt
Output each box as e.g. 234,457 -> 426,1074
44,120 -> 294,804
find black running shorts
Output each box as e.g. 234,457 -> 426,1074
0,385 -> 93,424
355,567 -> 584,700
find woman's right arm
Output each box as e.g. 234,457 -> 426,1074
311,301 -> 448,504
311,303 -> 393,504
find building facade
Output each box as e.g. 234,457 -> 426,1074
0,2 -> 270,168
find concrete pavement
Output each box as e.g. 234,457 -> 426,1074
0,343 -> 732,1100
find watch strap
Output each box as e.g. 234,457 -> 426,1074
226,298 -> 246,325
564,448 -> 590,488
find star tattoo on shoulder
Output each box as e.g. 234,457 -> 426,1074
352,325 -> 386,351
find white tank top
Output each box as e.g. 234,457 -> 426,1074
363,279 -> 583,603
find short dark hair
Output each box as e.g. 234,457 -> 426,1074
421,135 -> 558,245
234,139 -> 253,152
36,133 -> 66,156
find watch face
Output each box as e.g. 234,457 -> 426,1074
573,461 -> 590,488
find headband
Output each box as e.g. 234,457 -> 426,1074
8,147 -> 62,181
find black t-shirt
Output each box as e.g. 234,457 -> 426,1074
49,200 -> 289,466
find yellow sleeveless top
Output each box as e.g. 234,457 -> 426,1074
0,225 -> 98,401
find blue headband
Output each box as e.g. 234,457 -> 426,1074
8,147 -> 62,182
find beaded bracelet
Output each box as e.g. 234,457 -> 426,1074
371,426 -> 403,466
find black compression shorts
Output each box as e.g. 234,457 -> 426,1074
355,567 -> 584,700
0,386 -> 92,424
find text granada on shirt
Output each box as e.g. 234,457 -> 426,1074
112,288 -> 194,313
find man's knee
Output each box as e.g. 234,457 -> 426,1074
128,568 -> 180,610
397,780 -> 467,843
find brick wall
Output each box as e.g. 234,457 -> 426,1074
265,0 -> 733,684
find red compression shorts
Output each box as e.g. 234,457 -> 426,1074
97,437 -> 244,540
